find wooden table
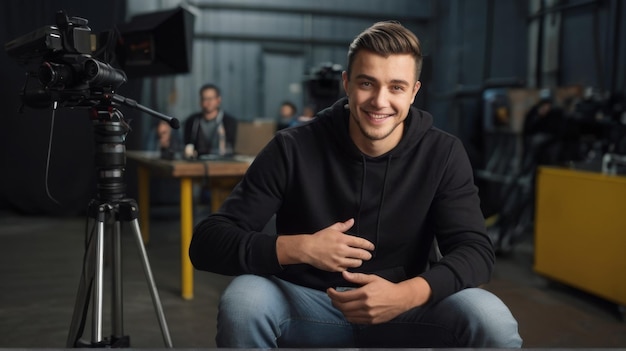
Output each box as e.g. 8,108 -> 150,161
126,151 -> 250,299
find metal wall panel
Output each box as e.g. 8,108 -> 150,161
489,1 -> 528,81
559,3 -> 611,90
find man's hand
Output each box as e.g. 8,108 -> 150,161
326,271 -> 432,324
276,218 -> 375,271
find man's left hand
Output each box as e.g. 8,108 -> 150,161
326,271 -> 431,324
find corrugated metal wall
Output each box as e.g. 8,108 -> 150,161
126,0 -> 432,147
428,0 -> 529,158
127,0 -> 625,152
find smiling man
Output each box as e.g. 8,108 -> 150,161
189,21 -> 522,348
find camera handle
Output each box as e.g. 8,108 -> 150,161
108,93 -> 180,129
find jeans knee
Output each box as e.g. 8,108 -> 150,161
216,275 -> 287,347
456,289 -> 523,348
219,275 -> 286,322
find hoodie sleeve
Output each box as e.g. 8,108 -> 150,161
419,138 -> 495,303
188,136 -> 288,276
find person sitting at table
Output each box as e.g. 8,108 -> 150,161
183,83 -> 238,158
277,101 -> 298,130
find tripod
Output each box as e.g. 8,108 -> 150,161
66,97 -> 177,348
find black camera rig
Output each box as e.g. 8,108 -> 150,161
5,10 -> 130,110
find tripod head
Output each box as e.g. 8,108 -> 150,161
90,92 -> 179,202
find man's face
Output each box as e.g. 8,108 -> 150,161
201,88 -> 221,116
343,50 -> 420,155
280,104 -> 295,119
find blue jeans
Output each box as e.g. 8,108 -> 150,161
216,274 -> 523,348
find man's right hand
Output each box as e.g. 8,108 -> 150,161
276,218 -> 375,272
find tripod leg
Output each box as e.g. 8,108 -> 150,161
67,205 -> 108,347
91,213 -> 106,344
128,218 -> 174,348
111,219 -> 124,339
66,218 -> 97,348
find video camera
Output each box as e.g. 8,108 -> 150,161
306,62 -> 343,98
305,62 -> 344,114
5,10 -> 127,110
5,6 -> 193,115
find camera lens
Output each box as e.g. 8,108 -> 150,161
39,61 -> 73,87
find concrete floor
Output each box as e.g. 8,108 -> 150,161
1,208 -> 625,348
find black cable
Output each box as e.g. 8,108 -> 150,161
44,102 -> 61,205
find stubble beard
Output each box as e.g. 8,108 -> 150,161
351,111 -> 401,142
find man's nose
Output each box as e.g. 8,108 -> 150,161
370,88 -> 390,108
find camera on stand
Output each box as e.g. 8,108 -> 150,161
4,8 -> 194,348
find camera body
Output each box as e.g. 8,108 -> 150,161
5,10 -> 126,109
305,62 -> 344,114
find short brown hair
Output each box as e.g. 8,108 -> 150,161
347,21 -> 423,81
199,83 -> 221,97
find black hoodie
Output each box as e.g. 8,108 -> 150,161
189,97 -> 494,303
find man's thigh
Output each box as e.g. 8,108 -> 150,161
356,288 -> 521,348
219,275 -> 354,347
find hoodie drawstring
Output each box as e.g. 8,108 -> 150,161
356,154 -> 392,258
355,155 -> 367,235
372,155 -> 392,258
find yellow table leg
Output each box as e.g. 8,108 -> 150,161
180,177 -> 194,300
137,165 -> 150,244
211,188 -> 224,213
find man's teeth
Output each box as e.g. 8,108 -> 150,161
369,113 -> 389,119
